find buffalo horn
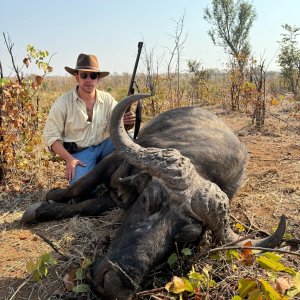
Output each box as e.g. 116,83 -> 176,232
110,94 -> 200,192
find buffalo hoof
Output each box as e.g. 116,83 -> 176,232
21,202 -> 43,224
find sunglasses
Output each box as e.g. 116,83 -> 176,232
79,72 -> 99,80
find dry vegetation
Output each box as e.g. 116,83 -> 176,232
0,74 -> 300,299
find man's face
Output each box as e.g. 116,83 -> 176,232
75,71 -> 99,94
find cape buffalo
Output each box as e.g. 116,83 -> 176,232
22,94 -> 286,299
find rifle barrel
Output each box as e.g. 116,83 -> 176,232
127,41 -> 143,96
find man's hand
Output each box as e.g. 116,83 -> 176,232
123,111 -> 136,130
51,140 -> 86,181
65,157 -> 86,181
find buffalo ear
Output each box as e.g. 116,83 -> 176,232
118,171 -> 152,193
174,223 -> 205,243
117,172 -> 152,209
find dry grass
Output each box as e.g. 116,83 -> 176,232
0,97 -> 299,299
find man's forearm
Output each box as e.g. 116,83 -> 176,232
51,140 -> 74,163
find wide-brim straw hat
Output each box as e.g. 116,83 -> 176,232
65,53 -> 110,79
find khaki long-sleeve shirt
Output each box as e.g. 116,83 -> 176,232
43,87 -> 117,149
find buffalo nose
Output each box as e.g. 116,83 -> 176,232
102,269 -> 135,300
89,257 -> 136,300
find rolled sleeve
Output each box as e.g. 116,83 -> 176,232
43,98 -> 66,149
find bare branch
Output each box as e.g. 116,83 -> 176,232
3,32 -> 22,84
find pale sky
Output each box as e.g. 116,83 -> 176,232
1,0 -> 300,76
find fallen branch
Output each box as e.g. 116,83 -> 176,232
197,245 -> 300,260
284,238 -> 300,246
230,213 -> 270,236
8,276 -> 31,300
135,287 -> 166,298
34,230 -> 71,261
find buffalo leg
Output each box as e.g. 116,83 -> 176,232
21,192 -> 117,224
46,153 -> 121,203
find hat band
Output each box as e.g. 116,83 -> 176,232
75,65 -> 100,71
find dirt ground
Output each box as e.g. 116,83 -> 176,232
0,100 -> 299,299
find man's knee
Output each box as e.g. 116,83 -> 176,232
97,138 -> 115,160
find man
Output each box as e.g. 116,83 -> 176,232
43,53 -> 135,185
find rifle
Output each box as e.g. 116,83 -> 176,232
125,41 -> 143,139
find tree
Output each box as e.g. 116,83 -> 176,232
277,24 -> 300,100
0,33 -> 54,186
165,12 -> 187,108
249,58 -> 266,128
142,44 -> 164,116
187,60 -> 208,105
204,0 -> 256,109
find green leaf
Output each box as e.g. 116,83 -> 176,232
32,270 -> 41,282
167,253 -> 178,267
210,252 -> 221,260
294,272 -> 300,290
202,267 -> 210,279
283,233 -> 293,240
40,253 -> 51,264
231,296 -> 242,300
226,249 -> 240,262
259,279 -> 282,300
257,255 -> 295,275
0,78 -> 10,86
39,263 -> 48,277
47,256 -> 57,266
182,277 -> 194,293
76,268 -> 85,280
238,278 -> 257,298
287,272 -> 300,297
72,283 -> 91,293
248,288 -> 263,300
209,279 -> 217,287
188,266 -> 204,281
181,248 -> 192,256
263,252 -> 282,262
26,260 -> 39,272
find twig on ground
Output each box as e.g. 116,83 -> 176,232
266,110 -> 291,125
8,276 -> 31,300
135,287 -> 166,298
34,230 -> 70,260
193,233 -> 255,261
284,238 -> 300,245
231,213 -> 271,236
197,245 -> 300,260
148,295 -> 166,300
